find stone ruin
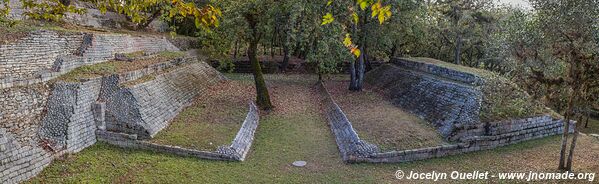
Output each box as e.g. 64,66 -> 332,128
321,57 -> 575,163
0,28 -> 259,183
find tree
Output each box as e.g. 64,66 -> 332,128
524,0 -> 599,171
0,0 -> 11,26
212,0 -> 275,110
435,0 -> 493,65
321,0 -> 392,91
94,0 -> 221,31
21,0 -> 86,21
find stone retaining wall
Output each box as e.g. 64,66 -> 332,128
0,128 -> 59,184
320,81 -> 574,163
100,60 -> 225,139
97,102 -> 260,161
0,58 -> 224,183
0,30 -> 189,88
0,84 -> 50,144
319,82 -> 380,161
365,59 -> 482,139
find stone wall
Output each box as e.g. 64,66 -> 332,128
0,30 -> 84,80
0,84 -> 50,144
319,82 -> 379,161
97,102 -> 260,161
365,58 -> 482,139
100,60 -> 225,139
0,128 -> 57,184
39,78 -> 102,152
0,30 -> 182,88
216,102 -> 260,161
361,118 -> 574,163
1,57 -> 224,183
320,81 -> 574,163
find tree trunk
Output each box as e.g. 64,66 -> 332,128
585,111 -> 590,128
349,59 -> 358,91
559,94 -> 574,171
390,43 -> 397,58
565,116 -> 580,171
454,33 -> 463,65
356,46 -> 365,91
245,13 -> 273,110
280,14 -> 293,72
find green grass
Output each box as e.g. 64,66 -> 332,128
29,74 -> 599,183
123,51 -> 146,58
56,51 -> 188,82
150,100 -> 247,151
56,62 -> 117,82
157,51 -> 186,58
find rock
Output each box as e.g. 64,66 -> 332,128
292,161 -> 307,167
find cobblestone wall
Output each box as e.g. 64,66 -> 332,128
39,79 -> 102,152
0,84 -> 50,144
365,59 -> 482,139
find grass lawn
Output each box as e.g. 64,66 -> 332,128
149,80 -> 255,151
29,74 -> 599,183
323,78 -> 447,151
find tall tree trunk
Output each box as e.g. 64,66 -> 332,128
585,111 -> 590,128
280,14 -> 294,72
349,59 -> 358,91
245,13 -> 273,110
566,116 -> 580,171
559,94 -> 574,170
390,43 -> 397,58
356,45 -> 365,90
271,23 -> 277,57
454,33 -> 462,65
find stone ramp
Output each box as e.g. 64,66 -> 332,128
365,59 -> 482,139
99,61 -> 225,139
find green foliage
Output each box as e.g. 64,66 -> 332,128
21,0 -> 86,21
0,0 -> 10,24
93,0 -> 220,30
307,23 -> 353,74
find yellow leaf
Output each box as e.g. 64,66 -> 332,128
352,12 -> 359,24
358,0 -> 369,10
351,48 -> 361,57
343,34 -> 352,47
321,13 -> 334,25
327,0 -> 333,6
